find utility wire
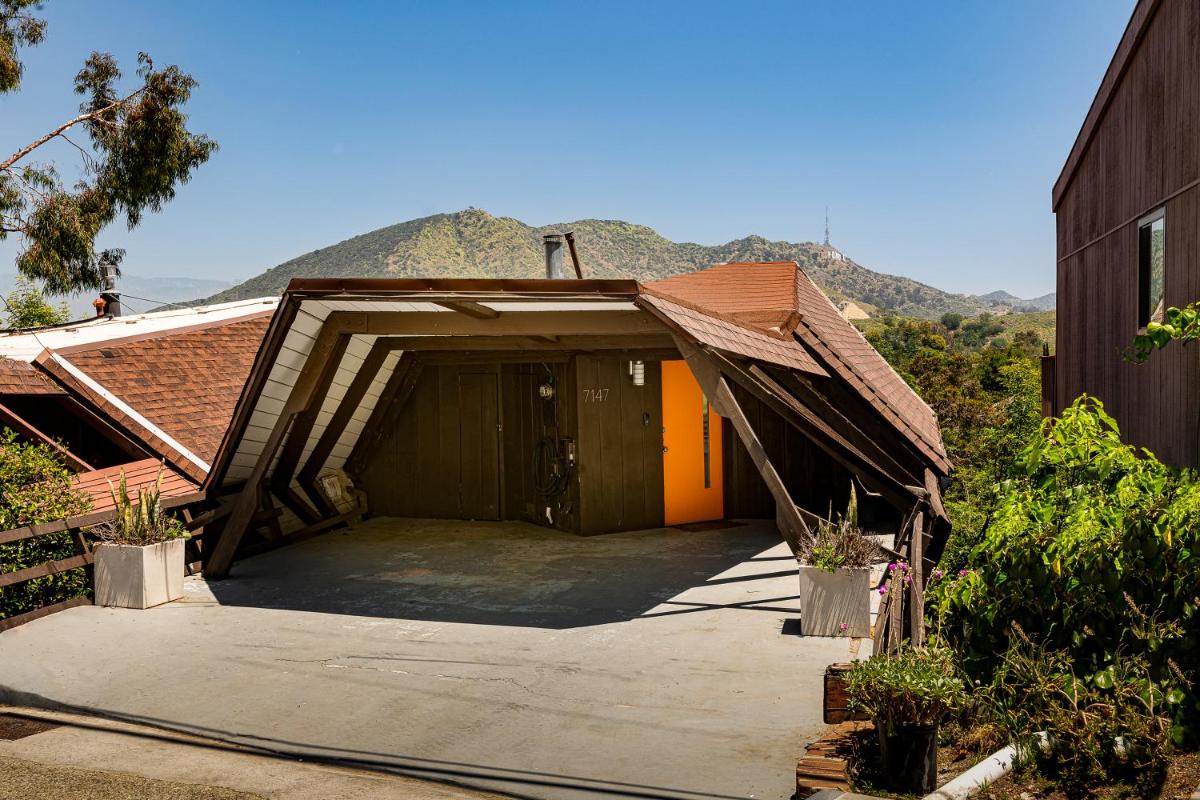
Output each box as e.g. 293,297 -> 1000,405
113,292 -> 190,309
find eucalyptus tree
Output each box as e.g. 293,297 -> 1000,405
1,0 -> 216,294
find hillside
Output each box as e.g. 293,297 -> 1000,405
977,290 -> 1057,312
194,208 -> 1011,318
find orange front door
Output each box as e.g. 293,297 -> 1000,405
661,360 -> 723,525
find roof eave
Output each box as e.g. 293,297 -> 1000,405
1052,0 -> 1162,210
283,277 -> 642,302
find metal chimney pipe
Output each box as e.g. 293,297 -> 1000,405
543,234 -> 565,279
100,292 -> 121,317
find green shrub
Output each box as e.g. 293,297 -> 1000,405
930,397 -> 1199,766
987,629 -> 1173,797
846,643 -> 967,727
0,429 -> 92,620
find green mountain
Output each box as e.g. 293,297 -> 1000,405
197,208 -> 995,318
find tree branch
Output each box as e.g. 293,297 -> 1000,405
0,89 -> 142,172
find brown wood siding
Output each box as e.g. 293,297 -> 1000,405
500,362 -> 578,530
363,364 -> 501,519
1055,0 -> 1200,464
574,356 -> 665,534
722,383 -> 854,519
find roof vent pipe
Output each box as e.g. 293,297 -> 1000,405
543,234 -> 565,279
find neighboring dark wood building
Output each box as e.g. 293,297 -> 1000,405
200,262 -> 953,581
1049,0 -> 1200,464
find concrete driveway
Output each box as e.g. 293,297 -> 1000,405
0,518 -> 866,800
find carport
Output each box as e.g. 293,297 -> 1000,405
0,515 -> 868,800
198,260 -> 952,594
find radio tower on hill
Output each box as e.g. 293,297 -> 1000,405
822,207 -> 844,263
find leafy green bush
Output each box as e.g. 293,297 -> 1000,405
0,429 -> 92,620
865,315 -> 1043,572
930,397 -> 1199,763
846,643 -> 967,727
3,277 -> 69,329
988,629 -> 1173,797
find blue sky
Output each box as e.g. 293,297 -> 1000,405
2,1 -> 1132,298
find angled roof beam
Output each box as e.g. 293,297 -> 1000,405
675,337 -> 809,555
433,301 -> 500,319
753,364 -> 924,487
204,322 -> 345,579
344,353 -> 425,479
271,332 -> 352,511
296,339 -> 394,496
713,350 -> 917,511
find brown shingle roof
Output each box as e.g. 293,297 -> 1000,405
645,261 -> 949,470
73,458 -> 199,513
0,358 -> 64,395
50,315 -> 271,468
640,293 -> 826,375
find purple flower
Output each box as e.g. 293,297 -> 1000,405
933,568 -> 943,579
958,569 -> 969,577
878,585 -> 888,595
888,563 -> 898,572
838,622 -> 849,632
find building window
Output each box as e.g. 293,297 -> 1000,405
1139,208 -> 1166,328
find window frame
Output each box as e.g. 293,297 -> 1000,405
1137,207 -> 1167,331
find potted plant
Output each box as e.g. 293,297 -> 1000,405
93,467 -> 189,609
796,485 -> 879,637
846,643 -> 966,794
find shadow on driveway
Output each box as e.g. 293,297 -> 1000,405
205,517 -> 793,629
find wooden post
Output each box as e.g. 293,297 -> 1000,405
297,339 -> 393,498
909,510 -> 926,647
344,355 -> 424,478
272,333 -> 351,516
888,565 -> 904,654
675,338 -> 809,554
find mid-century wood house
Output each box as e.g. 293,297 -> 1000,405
0,298 -> 277,508
200,257 -> 953,579
1047,0 -> 1200,465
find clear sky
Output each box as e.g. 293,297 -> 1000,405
2,0 -> 1133,298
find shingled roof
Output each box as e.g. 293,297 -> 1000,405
645,261 -> 949,471
0,299 -> 278,482
0,359 -> 64,395
36,313 -> 272,481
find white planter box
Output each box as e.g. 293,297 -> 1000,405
94,539 -> 185,609
798,565 -> 870,637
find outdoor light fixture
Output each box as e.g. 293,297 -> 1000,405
538,381 -> 555,400
629,360 -> 645,387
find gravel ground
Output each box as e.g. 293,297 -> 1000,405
0,754 -> 264,800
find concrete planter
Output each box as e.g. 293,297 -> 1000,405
94,539 -> 185,609
797,565 -> 870,637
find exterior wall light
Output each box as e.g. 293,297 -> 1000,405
630,360 -> 645,387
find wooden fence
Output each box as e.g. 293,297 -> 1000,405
0,492 -> 204,633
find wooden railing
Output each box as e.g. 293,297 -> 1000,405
872,504 -> 932,652
0,492 -> 204,633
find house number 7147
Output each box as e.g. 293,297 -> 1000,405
583,388 -> 610,402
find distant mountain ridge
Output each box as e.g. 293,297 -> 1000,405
2,273 -> 234,320
193,208 -> 1045,318
976,290 -> 1056,312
